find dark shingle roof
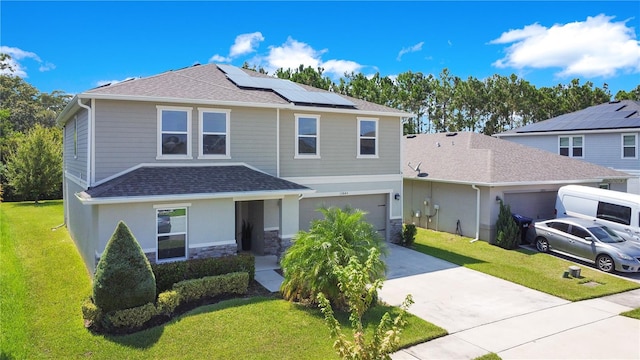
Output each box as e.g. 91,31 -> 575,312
404,132 -> 629,184
79,165 -> 309,200
499,100 -> 640,134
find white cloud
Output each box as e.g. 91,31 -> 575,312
209,54 -> 231,63
266,37 -> 324,72
397,41 -> 424,61
0,46 -> 55,78
229,32 -> 264,57
490,14 -> 640,78
322,59 -> 362,77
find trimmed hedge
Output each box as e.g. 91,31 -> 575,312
82,271 -> 249,333
173,272 -> 249,303
152,253 -> 255,292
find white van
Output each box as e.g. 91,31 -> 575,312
555,185 -> 640,242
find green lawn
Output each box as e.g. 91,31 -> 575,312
621,308 -> 640,320
411,228 -> 640,301
0,201 -> 445,359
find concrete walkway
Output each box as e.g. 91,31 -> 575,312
381,244 -> 640,360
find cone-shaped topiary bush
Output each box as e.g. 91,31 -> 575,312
93,221 -> 156,313
495,201 -> 519,250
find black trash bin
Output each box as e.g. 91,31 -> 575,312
512,214 -> 533,245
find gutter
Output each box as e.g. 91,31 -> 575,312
470,184 -> 480,243
404,176 -> 630,187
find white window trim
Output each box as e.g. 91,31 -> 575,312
621,133 -> 638,159
198,107 -> 231,159
73,115 -> 78,159
357,117 -> 379,158
155,205 -> 189,263
156,105 -> 193,160
558,135 -> 584,158
294,113 -> 320,159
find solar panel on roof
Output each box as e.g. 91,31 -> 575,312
217,64 -> 355,107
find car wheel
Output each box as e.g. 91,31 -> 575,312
596,255 -> 615,273
535,237 -> 549,253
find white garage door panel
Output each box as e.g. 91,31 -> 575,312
504,191 -> 557,221
299,194 -> 387,239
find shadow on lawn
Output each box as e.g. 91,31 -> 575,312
411,242 -> 486,267
12,200 -> 62,207
103,295 -> 277,349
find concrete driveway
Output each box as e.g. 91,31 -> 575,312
381,244 -> 640,360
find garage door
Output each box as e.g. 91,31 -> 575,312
299,194 -> 388,240
504,191 -> 557,221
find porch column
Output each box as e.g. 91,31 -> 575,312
279,194 -> 300,253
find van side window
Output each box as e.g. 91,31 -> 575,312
596,202 -> 631,226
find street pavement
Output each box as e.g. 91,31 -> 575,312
381,244 -> 640,360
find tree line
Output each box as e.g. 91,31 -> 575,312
247,63 -> 640,135
1,51 -> 638,202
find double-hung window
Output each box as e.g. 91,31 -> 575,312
357,117 -> 378,158
559,135 -> 583,158
198,108 -> 230,158
622,134 -> 637,159
157,106 -> 192,159
295,114 -> 320,158
156,205 -> 189,261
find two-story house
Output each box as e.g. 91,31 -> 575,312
495,100 -> 640,194
56,64 -> 408,273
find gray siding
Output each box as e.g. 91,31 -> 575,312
505,132 -> 640,171
64,109 -> 89,182
66,180 -> 98,272
279,110 -> 401,177
93,100 -> 278,182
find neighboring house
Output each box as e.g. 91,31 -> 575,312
56,63 -> 408,273
403,132 -> 629,242
495,100 -> 640,194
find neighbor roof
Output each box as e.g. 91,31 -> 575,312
403,132 -> 629,185
76,165 -> 311,204
57,63 -> 410,125
497,100 -> 640,135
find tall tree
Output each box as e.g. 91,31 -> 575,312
3,124 -> 62,203
275,65 -> 334,90
614,85 -> 640,101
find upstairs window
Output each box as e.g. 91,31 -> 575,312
199,108 -> 230,158
357,118 -> 378,158
622,134 -> 637,159
295,114 -> 320,158
157,106 -> 192,159
559,135 -> 583,158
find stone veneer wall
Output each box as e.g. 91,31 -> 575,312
389,219 -> 403,244
263,230 -> 281,256
143,244 -> 237,264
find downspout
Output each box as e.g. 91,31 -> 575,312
470,184 -> 480,242
77,97 -> 92,188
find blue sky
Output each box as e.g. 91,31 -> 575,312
2,1 -> 639,97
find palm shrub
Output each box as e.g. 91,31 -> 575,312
93,221 -> 156,313
317,248 -> 414,360
495,201 -> 519,250
280,206 -> 386,309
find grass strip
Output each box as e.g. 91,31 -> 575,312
412,228 -> 639,301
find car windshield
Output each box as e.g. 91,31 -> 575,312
587,226 -> 625,243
